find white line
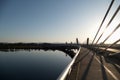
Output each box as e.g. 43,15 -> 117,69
95,56 -> 119,80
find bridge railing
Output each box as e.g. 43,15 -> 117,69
57,47 -> 81,80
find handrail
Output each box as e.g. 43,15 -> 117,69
57,47 -> 81,80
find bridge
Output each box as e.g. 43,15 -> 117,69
0,0 -> 119,80
58,0 -> 120,80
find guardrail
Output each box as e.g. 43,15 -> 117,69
57,47 -> 81,80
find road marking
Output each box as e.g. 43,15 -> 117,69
95,56 -> 119,80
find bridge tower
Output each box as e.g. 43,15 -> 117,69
76,38 -> 79,45
87,38 -> 89,45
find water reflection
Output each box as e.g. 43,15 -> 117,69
0,50 -> 72,80
0,48 -> 76,58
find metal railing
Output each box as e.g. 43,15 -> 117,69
57,47 -> 81,80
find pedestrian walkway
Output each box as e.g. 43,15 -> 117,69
66,47 -> 120,80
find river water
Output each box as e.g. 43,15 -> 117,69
0,50 -> 72,80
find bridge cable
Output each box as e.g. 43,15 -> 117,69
92,0 -> 115,44
95,5 -> 120,44
102,23 -> 120,44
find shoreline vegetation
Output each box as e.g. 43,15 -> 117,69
0,43 -> 80,58
0,43 -> 79,49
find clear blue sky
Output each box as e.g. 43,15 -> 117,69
0,0 -> 119,43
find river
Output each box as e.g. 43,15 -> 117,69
0,50 -> 72,80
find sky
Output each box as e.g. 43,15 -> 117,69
0,0 -> 120,43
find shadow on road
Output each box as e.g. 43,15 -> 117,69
80,52 -> 95,80
99,56 -> 108,80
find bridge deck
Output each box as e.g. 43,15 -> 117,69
66,47 -> 120,80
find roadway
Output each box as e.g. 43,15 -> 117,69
66,47 -> 120,80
